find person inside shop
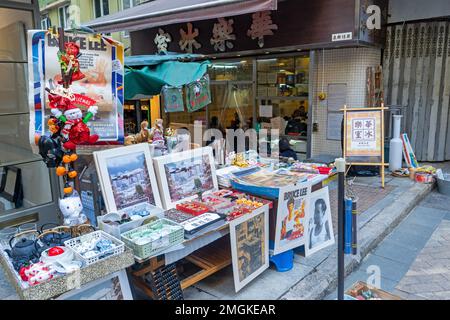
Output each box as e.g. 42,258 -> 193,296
206,116 -> 224,146
285,108 -> 307,136
279,137 -> 297,160
308,198 -> 331,249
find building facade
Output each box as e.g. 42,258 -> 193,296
38,0 -> 148,54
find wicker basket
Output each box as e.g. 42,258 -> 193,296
121,218 -> 184,259
64,230 -> 125,266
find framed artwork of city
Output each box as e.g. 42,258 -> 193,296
93,144 -> 162,213
153,147 -> 218,209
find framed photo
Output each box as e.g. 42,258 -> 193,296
229,205 -> 269,292
56,270 -> 132,300
0,166 -> 23,208
273,182 -> 311,255
305,187 -> 335,257
153,147 -> 218,209
93,144 -> 162,213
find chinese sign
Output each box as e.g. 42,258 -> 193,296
345,110 -> 382,159
210,18 -> 236,52
154,28 -> 172,53
179,23 -> 202,53
247,11 -> 278,48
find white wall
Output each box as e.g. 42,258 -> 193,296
311,47 -> 381,157
389,0 -> 450,23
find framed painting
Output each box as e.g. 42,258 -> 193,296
305,187 -> 335,257
93,144 -> 162,213
153,147 -> 218,209
229,205 -> 269,292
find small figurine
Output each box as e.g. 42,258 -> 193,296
149,118 -> 165,149
58,42 -> 85,85
135,120 -> 150,143
59,191 -> 88,226
124,135 -> 137,146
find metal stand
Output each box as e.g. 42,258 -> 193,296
335,158 -> 346,300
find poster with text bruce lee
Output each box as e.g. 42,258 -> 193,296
28,30 -> 124,149
273,182 -> 311,255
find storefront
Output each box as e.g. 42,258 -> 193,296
87,0 -> 388,160
0,0 -> 59,229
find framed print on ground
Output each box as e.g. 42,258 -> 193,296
153,147 -> 218,209
0,166 -> 23,208
56,270 -> 132,300
93,144 -> 162,213
229,205 -> 269,292
305,186 -> 335,257
273,182 -> 311,255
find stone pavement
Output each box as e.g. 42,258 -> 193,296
325,190 -> 450,300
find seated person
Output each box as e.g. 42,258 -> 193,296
279,137 -> 297,160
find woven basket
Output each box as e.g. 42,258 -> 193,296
121,218 -> 184,259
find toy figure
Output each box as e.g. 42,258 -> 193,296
50,98 -> 99,150
149,119 -> 164,143
59,191 -> 88,226
58,42 -> 85,85
135,120 -> 150,143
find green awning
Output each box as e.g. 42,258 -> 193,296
124,60 -> 210,100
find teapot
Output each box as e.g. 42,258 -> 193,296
5,231 -> 40,270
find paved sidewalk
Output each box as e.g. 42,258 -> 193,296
325,190 -> 450,300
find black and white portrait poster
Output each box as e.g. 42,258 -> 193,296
305,186 -> 335,257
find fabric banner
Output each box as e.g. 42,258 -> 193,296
27,30 -> 125,151
161,85 -> 184,113
185,74 -> 211,112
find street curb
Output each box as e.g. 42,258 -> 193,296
279,182 -> 434,300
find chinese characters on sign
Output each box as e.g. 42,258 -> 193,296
179,23 -> 202,53
154,28 -> 172,53
345,110 -> 382,159
158,11 -> 279,54
210,18 -> 236,52
247,11 -> 278,48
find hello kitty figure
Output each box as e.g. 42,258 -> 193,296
59,192 -> 87,226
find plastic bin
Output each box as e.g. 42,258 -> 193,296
437,174 -> 450,196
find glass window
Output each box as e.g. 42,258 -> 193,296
123,0 -> 140,10
0,63 -> 28,114
256,54 -> 310,118
94,0 -> 110,18
0,5 -> 55,218
58,5 -> 69,28
208,59 -> 253,81
41,16 -> 51,29
0,161 -> 52,215
0,8 -> 33,62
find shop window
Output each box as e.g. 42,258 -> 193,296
41,16 -> 51,29
0,6 -> 55,216
94,0 -> 110,18
58,5 -> 70,28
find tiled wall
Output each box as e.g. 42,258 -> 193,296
311,47 -> 381,157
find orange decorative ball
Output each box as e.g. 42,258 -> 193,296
62,155 -> 71,163
56,167 -> 66,176
67,171 -> 77,179
69,154 -> 78,162
63,186 -> 73,194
